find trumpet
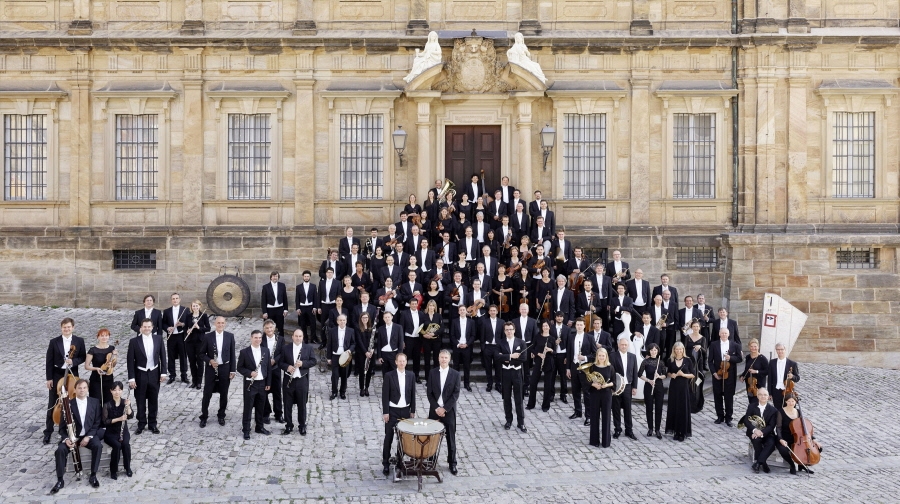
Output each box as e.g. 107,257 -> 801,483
656,313 -> 668,331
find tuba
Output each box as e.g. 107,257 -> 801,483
436,178 -> 456,201
578,361 -> 607,387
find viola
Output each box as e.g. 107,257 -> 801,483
789,406 -> 821,466
499,291 -> 510,314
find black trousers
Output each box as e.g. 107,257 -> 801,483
263,369 -> 283,418
612,384 -> 634,434
588,388 -> 612,447
382,405 -> 411,465
330,356 -> 350,394
664,328 -> 677,358
422,336 -> 441,377
712,376 -> 737,422
242,380 -> 266,433
570,364 -> 590,416
381,351 -> 397,375
55,435 -> 103,480
200,364 -> 231,421
355,349 -> 376,391
167,333 -> 188,380
643,381 -> 665,431
481,343 -> 500,388
44,369 -> 68,436
102,428 -> 131,474
527,356 -> 555,409
553,354 -> 568,399
88,372 -> 113,406
297,306 -> 317,342
453,346 -> 473,387
184,337 -> 203,386
403,336 -> 423,379
318,304 -> 335,342
282,375 -> 310,429
264,308 -> 286,339
134,368 -> 161,429
501,367 -> 525,427
429,407 -> 456,465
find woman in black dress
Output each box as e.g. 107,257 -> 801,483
586,347 -> 615,448
777,393 -> 823,475
457,193 -> 473,222
102,381 -> 134,479
404,193 -> 422,218
534,268 -> 555,317
639,343 -> 666,439
327,296 -> 350,331
492,264 -> 515,321
85,328 -> 116,405
665,342 -> 695,441
423,280 -> 444,316
740,338 -> 769,406
421,300 -> 444,374
370,246 -> 387,288
340,276 -> 360,314
355,312 -> 377,396
685,320 -> 707,413
351,261 -> 373,297
184,300 -> 210,389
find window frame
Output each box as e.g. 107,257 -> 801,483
338,113 -> 385,200
114,113 -> 160,201
3,113 -> 49,201
671,112 -> 716,199
0,91 -> 63,203
562,112 -> 608,200
225,112 -> 273,201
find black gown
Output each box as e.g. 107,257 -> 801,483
640,356 -> 666,432
665,358 -> 694,438
686,335 -> 707,413
87,345 -> 115,405
587,364 -> 614,447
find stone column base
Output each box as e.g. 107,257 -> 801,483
518,19 -> 542,36
180,20 -> 205,35
406,19 -> 430,36
292,20 -> 317,36
629,19 -> 653,36
755,18 -> 780,33
787,18 -> 810,33
67,20 -> 92,36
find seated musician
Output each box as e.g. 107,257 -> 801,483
777,393 -> 823,475
738,387 -> 778,474
51,379 -> 105,494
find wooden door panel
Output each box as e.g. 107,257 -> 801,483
445,125 -> 501,197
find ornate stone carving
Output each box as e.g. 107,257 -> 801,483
404,31 -> 443,84
433,35 -> 510,93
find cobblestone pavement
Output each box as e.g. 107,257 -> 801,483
6,305 -> 900,503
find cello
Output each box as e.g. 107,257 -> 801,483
789,404 -> 821,469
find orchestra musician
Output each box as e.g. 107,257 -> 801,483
586,347 -> 615,448
740,338 -> 769,405
50,379 -> 104,494
549,312 -> 571,403
498,322 -> 527,433
626,269 -> 651,316
184,300 -> 210,389
605,250 -> 631,286
652,274 -> 680,312
708,327 -> 743,427
427,349 -> 461,475
768,342 -> 799,411
777,393 -> 822,475
130,295 -> 162,336
739,387 -> 780,474
639,343 -> 666,439
126,319 -> 168,434
327,314 -> 356,400
526,320 -> 555,412
260,320 -> 284,424
162,292 -> 191,384
236,330 -> 272,439
280,329 -> 317,436
295,271 -> 319,344
566,318 -> 595,425
197,316 -> 236,428
85,328 -> 115,406
381,353 -> 416,476
610,334 -> 638,440
102,381 -> 134,480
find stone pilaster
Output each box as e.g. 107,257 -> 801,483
518,0 -> 542,35
515,94 -> 542,200
629,54 -> 650,225
294,78 -> 315,225
787,51 -> 809,225
293,0 -> 316,35
411,93 -> 439,202
182,49 -> 204,225
787,0 -> 810,33
630,0 -> 653,35
756,74 -> 779,224
181,0 -> 204,34
69,51 -> 92,226
68,0 -> 92,35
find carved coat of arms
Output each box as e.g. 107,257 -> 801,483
434,36 -> 510,93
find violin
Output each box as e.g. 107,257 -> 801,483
568,272 -> 584,294
466,299 -> 485,318
718,359 -> 730,380
533,258 -> 546,271
789,405 -> 821,466
784,364 -> 797,399
100,339 -> 120,374
378,289 -> 395,304
499,291 -> 510,314
747,375 -> 758,396
540,293 -> 551,320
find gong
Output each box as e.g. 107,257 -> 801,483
206,274 -> 251,317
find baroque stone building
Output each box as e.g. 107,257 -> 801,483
2,0 -> 899,367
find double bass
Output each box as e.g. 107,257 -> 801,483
52,345 -> 79,426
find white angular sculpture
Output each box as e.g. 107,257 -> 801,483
506,32 -> 547,84
404,31 -> 443,84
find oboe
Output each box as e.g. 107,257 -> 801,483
285,349 -> 303,386
248,356 -> 262,392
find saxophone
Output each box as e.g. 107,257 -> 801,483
577,361 -> 607,387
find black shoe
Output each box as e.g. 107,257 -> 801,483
275,416 -> 285,423
299,427 -> 307,436
330,393 -> 337,400
110,472 -> 118,480
486,385 -> 492,392
590,442 -> 600,448
626,432 -> 637,440
125,469 -> 133,477
504,422 -> 511,430
790,465 -> 797,475
752,462 -> 760,473
569,412 -> 582,419
150,427 -> 160,434
655,430 -> 662,439
135,427 -> 144,435
525,405 -> 534,410
465,386 -> 472,392
725,421 -> 733,428
415,378 -> 422,384
613,431 -> 621,439
523,390 -> 529,397
340,394 -> 346,400
199,419 -> 207,428
263,417 -> 271,425
542,407 -> 550,412
89,474 -> 99,488
799,466 -> 815,475
281,427 -> 293,435
517,425 -> 527,433
243,432 -> 250,440
584,418 -> 590,426
50,480 -> 64,494
714,419 -> 723,424
677,434 -> 685,442
560,396 -> 568,404
647,429 -> 653,437
382,465 -> 390,476
42,434 -> 51,445
218,418 -> 226,426
449,464 -> 458,475
255,427 -> 271,436
762,463 -> 770,474
181,377 -> 189,384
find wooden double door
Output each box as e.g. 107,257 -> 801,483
445,125 -> 501,198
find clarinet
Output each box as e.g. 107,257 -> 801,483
285,349 -> 302,386
363,326 -> 377,376
248,355 -> 261,392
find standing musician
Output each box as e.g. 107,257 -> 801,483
317,267 -> 340,347
184,300 -> 210,389
677,295 -> 702,346
327,314 -> 356,400
708,327 -> 743,427
237,330 -> 272,439
261,320 -> 284,424
576,279 -> 602,325
45,318 -> 87,444
197,316 -> 236,428
738,387 -> 780,474
549,274 -> 575,326
50,379 -> 104,494
376,311 -> 404,375
695,294 -> 713,339
420,299 -> 443,377
639,343 -> 666,439
607,283 -> 634,336
295,271 -> 319,344
480,305 -> 505,393
130,294 -> 163,336
427,349 -> 462,475
605,250 -> 631,287
280,329 -> 317,436
740,338 -> 769,405
768,342 -> 799,411
355,312 -> 378,397
498,322 -> 527,433
586,348 -> 615,448
162,292 -> 191,385
610,334 -> 638,440
261,272 -> 289,341
652,273 -> 680,311
711,307 -> 741,346
634,312 -> 662,357
450,304 -> 476,391
566,318 -> 595,425
381,353 -> 416,476
549,312 -> 571,404
85,328 -> 116,406
399,297 -> 424,383
591,314 -> 615,357
512,303 -> 538,394
102,381 -> 134,480
526,320 -> 555,412
625,269 -> 651,317
126,318 -> 168,434
338,226 -> 361,261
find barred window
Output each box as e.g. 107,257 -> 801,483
563,113 -> 606,199
115,114 -> 159,200
833,112 -> 875,198
676,247 -> 718,269
673,113 -> 715,199
580,248 -> 608,269
340,114 -> 383,200
227,113 -> 271,200
4,114 -> 47,201
836,247 -> 878,269
113,250 -> 157,270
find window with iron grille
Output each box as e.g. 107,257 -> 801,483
676,247 -> 718,269
833,112 -> 875,198
115,114 -> 159,200
4,114 -> 47,201
580,248 -> 608,271
339,114 -> 383,200
227,113 -> 271,200
673,113 -> 715,199
836,247 -> 878,269
563,113 -> 606,199
113,250 -> 157,270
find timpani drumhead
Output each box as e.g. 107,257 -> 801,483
397,419 -> 444,460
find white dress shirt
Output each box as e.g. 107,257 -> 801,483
381,324 -> 395,352
502,337 -> 521,370
324,279 -> 334,303
290,343 -> 304,378
390,370 -> 408,408
60,336 -> 72,368
574,332 -> 586,363
335,328 -> 346,355
142,333 -> 156,369
457,317 -> 468,345
634,283 -> 644,306
215,332 -> 225,365
619,350 -> 630,383
776,358 -> 787,390
251,346 -> 264,380
437,366 -> 449,407
407,311 -> 420,338
76,397 -> 88,436
300,283 -> 313,305
267,282 -> 282,307
555,325 -> 564,353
